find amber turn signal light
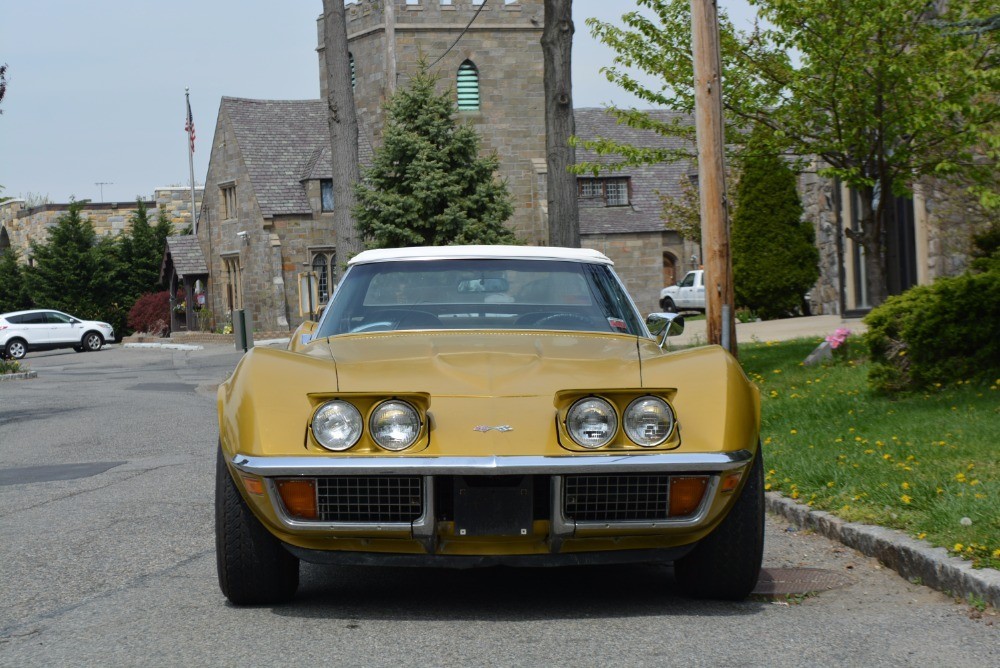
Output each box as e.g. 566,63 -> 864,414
276,479 -> 318,519
669,476 -> 708,516
239,475 -> 265,496
720,471 -> 744,494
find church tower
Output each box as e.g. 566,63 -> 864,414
318,0 -> 548,244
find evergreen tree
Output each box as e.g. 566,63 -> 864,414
0,246 -> 30,313
354,61 -> 516,248
731,128 -> 818,320
24,201 -> 115,320
116,199 -> 173,303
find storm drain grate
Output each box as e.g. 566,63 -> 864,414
751,567 -> 857,596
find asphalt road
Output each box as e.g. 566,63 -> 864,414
0,344 -> 996,666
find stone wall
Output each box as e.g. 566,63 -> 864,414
0,189 -> 203,261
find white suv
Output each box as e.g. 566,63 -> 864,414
0,309 -> 115,360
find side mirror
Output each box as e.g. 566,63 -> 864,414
646,312 -> 685,349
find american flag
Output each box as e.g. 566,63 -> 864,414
185,97 -> 196,153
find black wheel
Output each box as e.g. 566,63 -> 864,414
661,298 -> 677,313
5,338 -> 27,360
215,446 -> 299,605
82,332 -> 104,352
674,449 -> 764,600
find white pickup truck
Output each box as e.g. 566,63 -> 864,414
659,270 -> 705,313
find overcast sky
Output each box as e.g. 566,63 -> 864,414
0,1 -> 756,205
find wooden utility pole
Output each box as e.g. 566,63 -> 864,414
542,0 -> 580,248
690,0 -> 736,355
322,0 -> 363,263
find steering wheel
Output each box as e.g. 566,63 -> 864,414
531,313 -> 604,332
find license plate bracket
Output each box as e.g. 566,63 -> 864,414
453,476 -> 533,537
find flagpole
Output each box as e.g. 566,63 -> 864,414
186,87 -> 198,235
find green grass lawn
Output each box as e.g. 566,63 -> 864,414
739,337 -> 999,570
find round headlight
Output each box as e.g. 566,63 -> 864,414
566,397 -> 618,449
369,400 -> 421,451
311,400 -> 363,451
623,396 -> 675,447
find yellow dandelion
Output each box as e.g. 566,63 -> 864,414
901,482 -> 910,490
883,454 -> 892,461
827,481 -> 835,488
917,532 -> 926,540
790,429 -> 798,435
993,549 -> 1000,559
955,472 -> 967,482
864,449 -> 875,455
764,483 -> 772,491
901,495 -> 912,504
954,543 -> 964,552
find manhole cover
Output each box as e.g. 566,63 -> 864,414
752,567 -> 856,596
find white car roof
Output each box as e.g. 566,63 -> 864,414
348,245 -> 613,266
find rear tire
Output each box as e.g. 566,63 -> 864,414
215,446 -> 299,605
674,450 -> 764,600
5,338 -> 27,360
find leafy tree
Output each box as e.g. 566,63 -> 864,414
354,61 -> 516,248
24,201 -> 115,320
731,127 -> 818,319
0,246 -> 30,313
586,0 -> 999,306
0,63 -> 7,114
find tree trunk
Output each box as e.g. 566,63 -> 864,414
542,0 -> 580,248
322,0 -> 363,266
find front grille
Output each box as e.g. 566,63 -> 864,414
563,474 -> 671,522
316,476 -> 423,523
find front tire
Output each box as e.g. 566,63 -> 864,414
215,446 -> 299,605
82,332 -> 104,352
673,450 -> 764,600
661,297 -> 677,313
5,338 -> 27,360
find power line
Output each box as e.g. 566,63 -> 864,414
428,0 -> 489,70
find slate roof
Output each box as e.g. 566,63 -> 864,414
573,108 -> 696,236
162,235 -> 209,279
222,97 -> 376,217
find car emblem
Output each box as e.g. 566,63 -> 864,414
473,425 -> 514,433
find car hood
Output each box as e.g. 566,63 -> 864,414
320,331 -> 643,396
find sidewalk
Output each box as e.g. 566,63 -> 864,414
671,314 -> 867,347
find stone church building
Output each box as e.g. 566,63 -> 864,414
179,0 -> 980,334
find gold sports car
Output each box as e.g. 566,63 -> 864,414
216,246 -> 763,604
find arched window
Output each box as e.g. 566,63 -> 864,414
456,60 -> 480,111
312,253 -> 330,304
348,52 -> 355,89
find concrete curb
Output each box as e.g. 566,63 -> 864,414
767,492 -> 1000,608
0,370 -> 38,382
122,342 -> 204,351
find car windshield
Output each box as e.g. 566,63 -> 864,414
315,258 -> 645,337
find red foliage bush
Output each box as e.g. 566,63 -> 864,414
128,291 -> 171,336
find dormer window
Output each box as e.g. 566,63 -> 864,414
457,60 -> 480,111
321,180 -> 334,212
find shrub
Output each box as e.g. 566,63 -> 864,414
127,291 -> 170,337
864,268 -> 1000,393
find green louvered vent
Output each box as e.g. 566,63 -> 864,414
457,60 -> 480,111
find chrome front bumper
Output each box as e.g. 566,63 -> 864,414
230,450 -> 754,553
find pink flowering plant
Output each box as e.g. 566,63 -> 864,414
825,328 -> 852,360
